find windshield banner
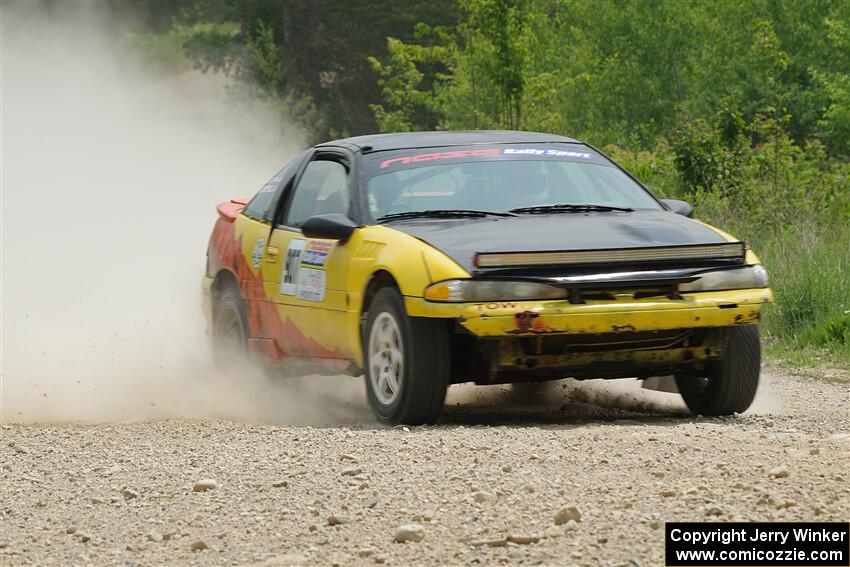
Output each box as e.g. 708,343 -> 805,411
374,145 -> 600,172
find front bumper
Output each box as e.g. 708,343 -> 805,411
404,288 -> 772,337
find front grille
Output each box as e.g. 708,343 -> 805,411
568,287 -> 679,304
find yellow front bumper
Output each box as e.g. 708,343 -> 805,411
405,288 -> 772,337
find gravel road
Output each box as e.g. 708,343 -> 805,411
2,366 -> 848,566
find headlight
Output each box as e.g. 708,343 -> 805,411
679,265 -> 769,292
424,279 -> 568,302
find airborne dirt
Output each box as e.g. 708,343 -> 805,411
2,367 -> 848,567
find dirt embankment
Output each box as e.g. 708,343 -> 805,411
1,367 -> 848,567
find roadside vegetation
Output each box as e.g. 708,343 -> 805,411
124,0 -> 849,364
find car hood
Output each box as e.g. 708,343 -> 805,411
387,211 -> 730,274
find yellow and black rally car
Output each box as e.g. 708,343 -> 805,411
204,131 -> 772,424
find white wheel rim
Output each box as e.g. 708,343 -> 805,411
368,312 -> 404,405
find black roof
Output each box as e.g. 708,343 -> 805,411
317,130 -> 581,153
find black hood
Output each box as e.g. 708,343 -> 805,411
388,211 -> 731,274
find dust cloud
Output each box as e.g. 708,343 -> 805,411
0,4 -> 764,427
444,378 -> 688,423
0,2 -> 370,425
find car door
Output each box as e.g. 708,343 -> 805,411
264,150 -> 354,360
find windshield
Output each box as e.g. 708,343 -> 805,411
362,144 -> 662,221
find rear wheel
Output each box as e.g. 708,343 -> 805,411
212,285 -> 249,365
676,325 -> 761,415
364,287 -> 450,425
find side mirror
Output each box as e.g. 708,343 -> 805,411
661,199 -> 694,217
300,213 -> 359,242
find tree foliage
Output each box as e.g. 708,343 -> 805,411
125,0 -> 457,142
370,0 -> 849,154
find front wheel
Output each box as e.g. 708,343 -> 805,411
676,325 -> 761,415
364,287 -> 450,425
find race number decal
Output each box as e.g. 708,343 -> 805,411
251,238 -> 266,269
280,239 -> 332,301
280,239 -> 306,295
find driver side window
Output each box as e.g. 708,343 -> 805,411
285,159 -> 350,228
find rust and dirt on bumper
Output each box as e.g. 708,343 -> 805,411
406,288 -> 772,379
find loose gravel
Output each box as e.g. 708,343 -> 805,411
1,366 -> 848,566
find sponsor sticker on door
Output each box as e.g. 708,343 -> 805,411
280,239 -> 330,301
296,267 -> 326,301
302,240 -> 332,267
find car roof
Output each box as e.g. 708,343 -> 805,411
316,130 -> 582,153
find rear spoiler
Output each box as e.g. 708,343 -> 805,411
216,198 -> 249,222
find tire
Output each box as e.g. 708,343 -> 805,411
212,284 -> 249,365
676,325 -> 761,415
364,287 -> 450,425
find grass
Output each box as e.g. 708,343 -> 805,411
712,219 -> 850,366
764,343 -> 850,371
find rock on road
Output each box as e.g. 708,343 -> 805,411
1,367 -> 848,566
